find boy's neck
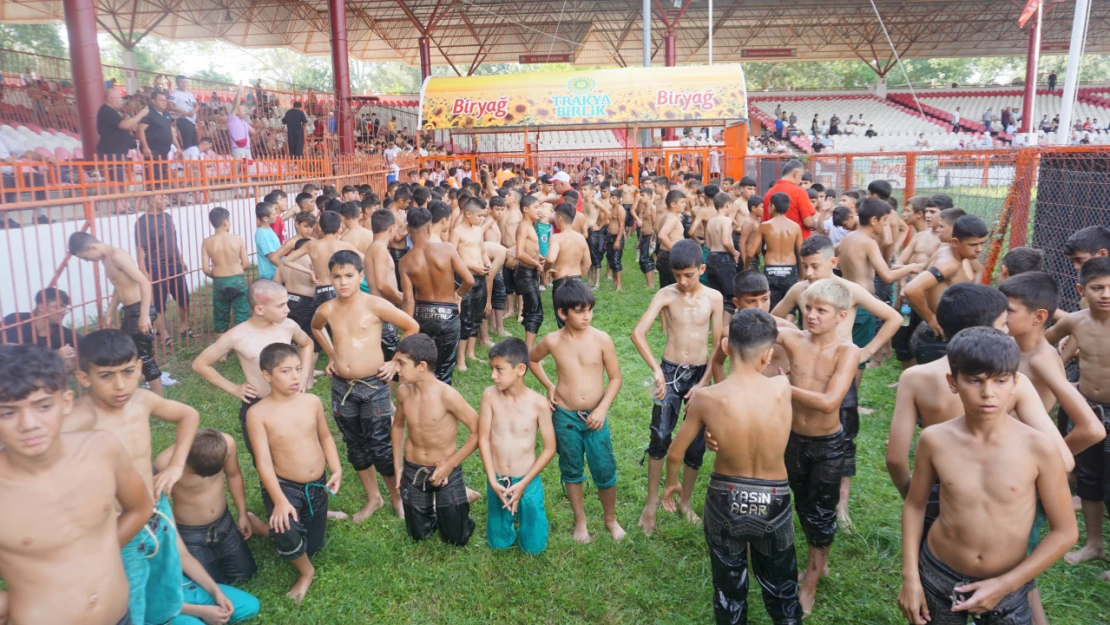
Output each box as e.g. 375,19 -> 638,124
728,360 -> 768,380
372,232 -> 389,244
1011,327 -> 1046,352
807,326 -> 840,346
962,408 -> 1008,435
501,379 -> 529,398
344,220 -> 363,230
265,389 -> 297,402
410,372 -> 437,389
857,224 -> 875,237
1087,305 -> 1110,322
88,391 -> 131,413
257,223 -> 271,229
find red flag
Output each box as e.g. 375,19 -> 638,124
1018,0 -> 1041,28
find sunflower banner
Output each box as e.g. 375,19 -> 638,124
419,64 -> 748,132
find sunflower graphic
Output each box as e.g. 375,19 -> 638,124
567,77 -> 596,95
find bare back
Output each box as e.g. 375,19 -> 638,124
307,238 -> 359,283
836,232 -> 881,292
706,214 -> 732,252
401,241 -> 462,303
693,374 -> 793,480
548,231 -> 588,280
758,217 -> 801,266
103,248 -> 143,306
202,232 -> 246,277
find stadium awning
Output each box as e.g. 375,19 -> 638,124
419,64 -> 747,134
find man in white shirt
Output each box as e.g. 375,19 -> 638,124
167,75 -> 199,159
951,106 -> 961,132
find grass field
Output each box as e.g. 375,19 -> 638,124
152,244 -> 1110,625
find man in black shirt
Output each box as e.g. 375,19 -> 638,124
1048,70 -> 1057,92
96,87 -> 146,184
135,193 -> 192,340
137,90 -> 179,188
282,101 -> 309,157
1,288 -> 80,371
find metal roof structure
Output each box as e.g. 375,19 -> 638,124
4,0 -> 1109,73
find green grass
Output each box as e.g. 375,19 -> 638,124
154,244 -> 1110,625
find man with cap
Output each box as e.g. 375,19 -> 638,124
552,171 -> 582,213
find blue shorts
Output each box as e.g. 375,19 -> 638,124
171,578 -> 260,624
122,494 -> 183,625
486,475 -> 548,555
536,222 -> 552,258
553,406 -> 617,489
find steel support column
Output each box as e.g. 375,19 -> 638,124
328,0 -> 354,154
419,36 -> 433,81
1019,14 -> 1041,134
663,29 -> 677,139
63,0 -> 105,158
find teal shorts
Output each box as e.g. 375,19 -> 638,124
360,275 -> 371,294
536,222 -> 552,258
699,244 -> 710,285
211,275 -> 249,333
852,305 -> 878,370
122,494 -> 183,625
552,406 -> 617,489
172,577 -> 260,624
486,475 -> 549,555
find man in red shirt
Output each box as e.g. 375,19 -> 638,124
551,171 -> 583,212
763,160 -> 817,239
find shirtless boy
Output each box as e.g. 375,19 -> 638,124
368,209 -> 405,358
481,197 -> 509,343
583,180 -> 607,289
451,197 -> 492,372
619,175 -> 638,236
656,190 -> 688,289
529,280 -> 625,543
201,207 -> 249,336
246,343 -> 343,603
1044,257 -> 1110,580
631,240 -> 724,535
893,197 -> 942,367
278,216 -> 321,374
68,329 -> 201,625
698,270 -> 795,387
516,196 -> 545,348
69,232 -> 163,396
749,193 -> 802,310
478,338 -> 555,554
739,195 -> 764,270
631,187 -> 656,288
400,207 -> 474,385
704,192 -> 741,314
898,328 -> 1077,625
546,202 -> 591,330
387,195 -> 410,285
661,310 -> 803,625
773,279 -> 860,616
281,210 -> 360,308
391,334 -> 480,546
904,215 -> 989,364
154,428 -> 256,584
313,250 -> 419,522
606,194 -> 627,290
500,188 -> 524,318
0,344 -> 151,625
192,279 -> 314,456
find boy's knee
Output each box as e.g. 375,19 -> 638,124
270,527 -> 307,561
229,592 -> 261,622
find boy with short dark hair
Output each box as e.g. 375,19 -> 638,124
529,279 -> 625,543
1062,225 -> 1110,271
246,342 -> 343,603
391,334 -> 480,546
0,344 -> 152,625
478,338 -> 555,554
281,211 -> 361,308
253,202 -> 282,281
68,231 -> 164,396
450,197 -> 492,371
202,207 -> 250,337
631,239 -> 723,535
656,190 -> 688,288
516,196 -> 545,348
749,192 -> 802,309
898,328 -> 1077,625
1000,247 -> 1045,280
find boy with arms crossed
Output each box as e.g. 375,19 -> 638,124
201,207 -> 250,336
774,279 -> 860,616
0,344 -> 152,625
529,280 -> 626,543
313,250 -> 420,522
67,330 -> 201,625
450,197 -> 492,372
391,334 -> 480,546
479,338 -> 555,554
546,202 -> 591,330
662,310 -> 802,625
631,240 -> 723,535
898,328 -> 1077,625
748,193 -> 802,310
68,232 -> 164,397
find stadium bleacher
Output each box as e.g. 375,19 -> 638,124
0,123 -> 84,160
475,130 -> 624,153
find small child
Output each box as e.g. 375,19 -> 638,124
391,334 -> 480,546
154,428 -> 257,585
478,338 -> 555,554
68,232 -> 164,396
246,342 -> 343,603
201,207 -> 250,336
898,328 -> 1077,625
529,279 -> 625,543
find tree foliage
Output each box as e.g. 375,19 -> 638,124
0,24 -> 66,58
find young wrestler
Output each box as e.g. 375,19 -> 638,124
277,213 -> 321,357
772,279 -> 860,616
192,280 -> 314,456
68,232 -> 163,397
391,334 -> 480,546
606,194 -> 627,291
620,174 -> 638,236
281,211 -> 360,308
898,328 -> 1077,625
583,181 -> 606,289
749,193 -> 802,310
516,196 -> 545,348
999,247 -> 1045,281
500,188 -> 524,318
704,192 -> 741,314
662,310 -> 802,625
67,330 -> 201,625
478,338 -> 555,554
400,207 -> 474,385
313,250 -> 419,522
367,210 -> 405,359
0,344 -> 152,625
171,529 -> 260,625
1062,224 -> 1110,271
481,198 -> 508,344
201,207 -> 250,337
387,194 -> 410,284
1044,257 -> 1110,578
631,240 -> 724,535
529,280 -> 625,543
892,198 -> 942,368
254,202 -> 283,282
153,428 -> 257,584
546,202 -> 591,331
631,187 -> 656,288
739,195 -> 764,270
450,197 -> 492,372
656,190 -> 688,289
338,200 -> 374,259
246,343 -> 343,603
903,215 -> 989,364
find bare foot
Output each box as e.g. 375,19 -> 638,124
466,487 -> 482,504
1100,569 -> 1110,582
639,503 -> 658,537
837,508 -> 854,535
327,510 -> 349,520
858,407 -> 874,415
456,362 -> 469,372
573,521 -> 591,544
480,339 -> 494,347
469,354 -> 483,363
1064,543 -> 1105,564
247,512 -> 270,537
497,329 -> 512,337
887,382 -> 899,389
799,580 -> 817,616
287,570 -> 315,604
391,493 -> 405,519
606,519 -> 627,542
678,501 -> 701,525
352,496 -> 384,523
